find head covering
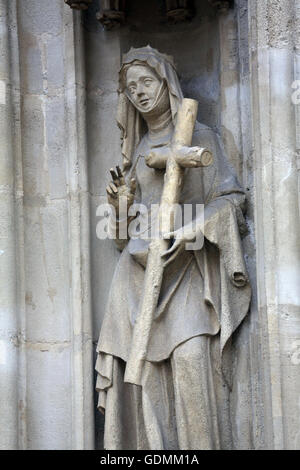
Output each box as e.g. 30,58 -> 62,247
117,45 -> 184,171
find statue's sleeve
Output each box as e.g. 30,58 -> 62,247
192,125 -> 248,263
192,126 -> 251,386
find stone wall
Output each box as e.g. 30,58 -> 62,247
0,0 -> 94,449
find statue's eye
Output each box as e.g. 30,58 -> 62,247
144,79 -> 153,87
129,86 -> 136,94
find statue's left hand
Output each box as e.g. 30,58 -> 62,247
161,225 -> 196,267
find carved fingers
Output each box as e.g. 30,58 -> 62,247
110,165 -> 125,186
161,226 -> 197,267
161,234 -> 184,268
106,166 -> 136,207
106,182 -> 118,200
106,166 -> 122,204
129,177 -> 137,195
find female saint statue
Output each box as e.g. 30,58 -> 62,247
95,46 -> 251,450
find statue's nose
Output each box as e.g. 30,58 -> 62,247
136,83 -> 145,96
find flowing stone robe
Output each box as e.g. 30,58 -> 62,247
95,47 -> 251,449
96,122 -> 251,449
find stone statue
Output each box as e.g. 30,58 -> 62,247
95,46 -> 251,450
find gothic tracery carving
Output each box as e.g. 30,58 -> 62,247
96,0 -> 126,30
64,0 -> 92,10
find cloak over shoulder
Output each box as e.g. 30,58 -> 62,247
96,123 -> 251,395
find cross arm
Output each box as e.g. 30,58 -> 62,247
144,144 -> 213,169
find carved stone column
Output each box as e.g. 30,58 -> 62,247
64,7 -> 94,450
218,0 -> 262,449
295,4 -> 300,220
14,0 -> 94,449
249,0 -> 300,449
0,0 -> 23,450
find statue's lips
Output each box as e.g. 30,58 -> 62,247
139,98 -> 150,106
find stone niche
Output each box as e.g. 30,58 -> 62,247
84,0 -> 258,449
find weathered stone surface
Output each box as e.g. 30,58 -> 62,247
25,345 -> 72,449
0,0 -> 299,450
0,0 -> 94,450
249,0 -> 300,450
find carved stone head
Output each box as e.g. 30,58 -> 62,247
117,46 -> 184,170
125,64 -> 164,114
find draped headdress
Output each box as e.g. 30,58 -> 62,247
117,45 -> 184,171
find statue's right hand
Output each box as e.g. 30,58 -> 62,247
106,166 -> 136,214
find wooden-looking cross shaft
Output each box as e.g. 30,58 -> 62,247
124,98 -> 213,385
